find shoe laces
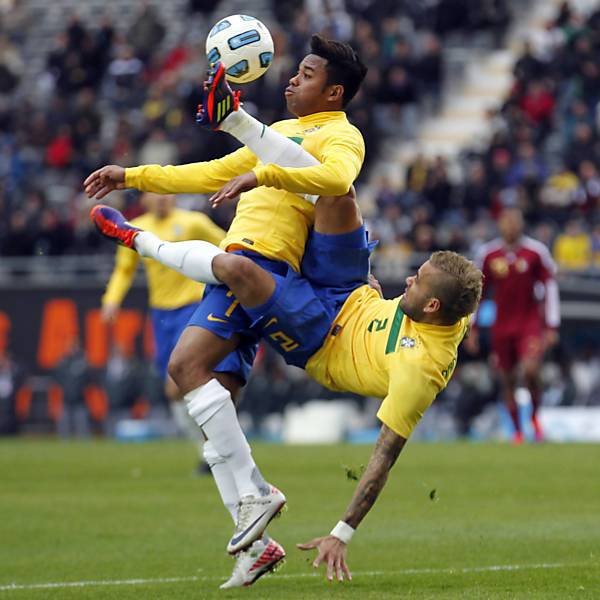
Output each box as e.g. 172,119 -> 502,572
234,496 -> 257,534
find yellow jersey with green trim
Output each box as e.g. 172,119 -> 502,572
306,285 -> 470,439
102,209 -> 225,310
125,111 -> 364,272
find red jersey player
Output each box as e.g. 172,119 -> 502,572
468,207 -> 560,443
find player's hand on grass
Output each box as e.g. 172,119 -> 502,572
84,165 -> 126,199
297,535 -> 352,582
210,172 -> 258,207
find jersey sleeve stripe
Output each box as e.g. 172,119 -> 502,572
385,305 -> 405,354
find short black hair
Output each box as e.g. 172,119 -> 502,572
309,34 -> 367,107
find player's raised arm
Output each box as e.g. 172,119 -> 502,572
84,146 -> 258,199
297,424 -> 406,582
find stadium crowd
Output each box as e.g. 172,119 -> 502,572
0,0 -> 510,258
1,0 -> 600,271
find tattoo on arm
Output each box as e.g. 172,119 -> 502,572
342,424 -> 406,529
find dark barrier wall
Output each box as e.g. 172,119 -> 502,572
0,285 -> 151,373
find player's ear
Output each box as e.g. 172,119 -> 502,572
423,297 -> 441,314
328,84 -> 344,103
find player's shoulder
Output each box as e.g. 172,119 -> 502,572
520,235 -> 552,257
477,238 -> 504,259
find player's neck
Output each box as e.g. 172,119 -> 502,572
296,106 -> 344,119
503,236 -> 522,250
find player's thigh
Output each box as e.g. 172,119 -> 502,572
259,268 -> 333,367
314,192 -> 362,235
169,325 -> 241,381
518,333 -> 544,377
301,223 -> 373,289
491,333 -> 519,373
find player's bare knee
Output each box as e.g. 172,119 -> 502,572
522,361 -> 540,381
168,348 -> 211,391
213,254 -> 255,289
164,377 -> 181,402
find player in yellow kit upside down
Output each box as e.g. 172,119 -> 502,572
101,192 -> 226,470
92,189 -> 483,584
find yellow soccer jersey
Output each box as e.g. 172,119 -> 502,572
102,208 -> 225,310
125,111 -> 364,272
306,286 -> 470,439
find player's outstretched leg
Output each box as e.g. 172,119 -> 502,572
220,537 -> 286,589
90,204 -> 222,285
196,61 -> 240,129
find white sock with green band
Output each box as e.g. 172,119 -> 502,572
134,233 -> 224,285
220,108 -> 320,204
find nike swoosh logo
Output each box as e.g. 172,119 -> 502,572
207,313 -> 228,323
230,511 -> 269,546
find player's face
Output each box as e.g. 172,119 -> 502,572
498,209 -> 524,244
144,193 -> 175,219
399,261 -> 439,322
285,54 -> 334,117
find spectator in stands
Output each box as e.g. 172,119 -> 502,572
424,155 -> 454,215
575,160 -> 600,213
506,142 -> 549,201
1,211 -> 34,256
513,41 -> 546,83
564,123 -> 600,172
460,160 -> 491,219
138,127 -> 178,167
106,43 -> 144,108
33,208 -> 74,256
518,80 -> 555,139
553,219 -> 592,271
0,34 -> 24,94
416,33 -> 443,112
128,2 -> 166,65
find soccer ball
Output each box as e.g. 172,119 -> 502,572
205,14 -> 274,84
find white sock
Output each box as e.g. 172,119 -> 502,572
134,234 -> 223,285
185,379 -> 269,498
203,440 -> 239,523
170,400 -> 205,459
220,108 -> 320,204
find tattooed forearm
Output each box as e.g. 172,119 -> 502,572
342,424 -> 406,529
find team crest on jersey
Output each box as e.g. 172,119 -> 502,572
516,258 -> 529,272
399,336 -> 416,348
490,257 -> 509,277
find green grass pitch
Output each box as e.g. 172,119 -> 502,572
1,439 -> 599,599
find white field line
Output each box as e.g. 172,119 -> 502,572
0,562 -> 592,592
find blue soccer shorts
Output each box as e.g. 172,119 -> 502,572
152,300 -> 254,383
188,227 -> 375,370
245,225 -> 376,368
